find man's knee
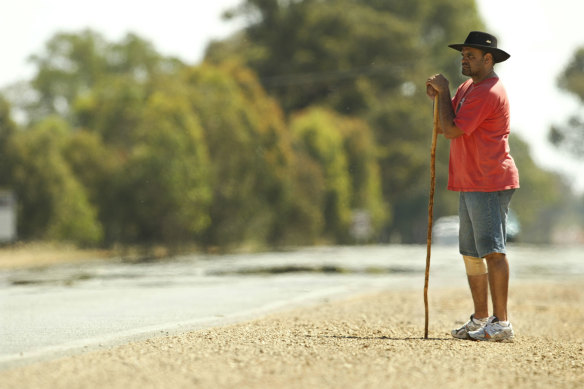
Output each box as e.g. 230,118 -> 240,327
484,252 -> 506,263
463,255 -> 487,275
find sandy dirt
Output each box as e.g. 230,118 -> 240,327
1,278 -> 582,389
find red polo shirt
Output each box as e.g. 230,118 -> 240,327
448,76 -> 520,192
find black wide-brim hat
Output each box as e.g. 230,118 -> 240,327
448,31 -> 510,63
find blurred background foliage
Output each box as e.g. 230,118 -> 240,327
0,0 -> 582,250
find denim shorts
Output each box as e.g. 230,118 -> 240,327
458,190 -> 515,258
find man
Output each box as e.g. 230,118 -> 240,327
426,31 -> 519,342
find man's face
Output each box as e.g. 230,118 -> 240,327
461,47 -> 488,77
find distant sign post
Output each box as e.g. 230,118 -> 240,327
0,191 -> 16,243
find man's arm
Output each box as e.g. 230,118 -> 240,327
426,74 -> 465,139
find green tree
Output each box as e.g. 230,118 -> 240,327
206,0 -> 481,242
182,62 -> 306,248
219,62 -> 328,246
509,135 -> 571,243
19,29 -> 330,249
337,114 -> 388,236
0,96 -> 18,188
557,47 -> 584,101
118,89 -> 212,245
27,30 -> 184,123
4,116 -> 103,245
288,107 -> 388,242
290,108 -> 354,241
549,46 -> 584,157
275,151 -> 326,245
71,73 -> 213,246
73,76 -> 148,149
61,130 -> 121,244
24,30 -> 213,247
547,46 -> 584,243
211,0 -> 481,114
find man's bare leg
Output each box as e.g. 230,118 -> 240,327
467,273 -> 489,319
485,253 -> 509,321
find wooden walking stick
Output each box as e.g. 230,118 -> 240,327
424,94 -> 439,339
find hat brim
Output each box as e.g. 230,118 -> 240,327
448,44 -> 510,63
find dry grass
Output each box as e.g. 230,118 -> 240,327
0,242 -> 112,269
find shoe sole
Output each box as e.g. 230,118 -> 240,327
471,337 -> 514,343
469,333 -> 515,342
452,332 -> 472,340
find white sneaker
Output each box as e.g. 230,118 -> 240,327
451,314 -> 488,339
468,316 -> 515,342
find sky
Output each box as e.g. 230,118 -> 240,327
1,0 -> 583,192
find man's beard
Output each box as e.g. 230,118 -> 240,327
462,65 -> 477,77
462,57 -> 486,77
